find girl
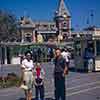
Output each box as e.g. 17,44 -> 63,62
33,63 -> 45,100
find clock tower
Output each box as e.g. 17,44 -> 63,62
54,0 -> 71,39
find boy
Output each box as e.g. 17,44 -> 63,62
33,63 -> 45,100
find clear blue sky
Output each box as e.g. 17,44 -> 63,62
0,0 -> 100,30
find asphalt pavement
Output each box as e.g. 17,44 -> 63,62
0,63 -> 100,100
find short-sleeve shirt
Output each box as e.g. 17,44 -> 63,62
54,57 -> 67,74
21,59 -> 34,71
33,68 -> 45,79
33,67 -> 45,85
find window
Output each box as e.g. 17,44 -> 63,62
50,24 -> 56,30
75,41 -> 81,56
96,40 -> 100,56
43,24 -> 47,27
62,29 -> 68,32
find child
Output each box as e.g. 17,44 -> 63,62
33,63 -> 45,100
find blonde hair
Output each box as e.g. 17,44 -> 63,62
36,62 -> 41,66
35,62 -> 41,68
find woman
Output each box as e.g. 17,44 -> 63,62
21,51 -> 34,100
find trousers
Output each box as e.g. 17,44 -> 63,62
54,73 -> 66,100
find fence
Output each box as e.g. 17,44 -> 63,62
0,42 -> 74,64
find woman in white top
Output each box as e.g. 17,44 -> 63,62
21,51 -> 34,100
61,48 -> 71,66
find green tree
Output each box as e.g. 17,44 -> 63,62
0,10 -> 20,42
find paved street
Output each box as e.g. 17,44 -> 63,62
0,63 -> 100,100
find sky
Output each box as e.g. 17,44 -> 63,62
0,0 -> 100,30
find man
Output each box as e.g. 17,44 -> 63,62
54,48 -> 68,100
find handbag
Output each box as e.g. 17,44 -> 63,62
20,84 -> 28,90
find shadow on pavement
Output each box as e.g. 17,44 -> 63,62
69,67 -> 88,73
19,98 -> 54,100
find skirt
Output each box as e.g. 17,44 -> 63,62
23,71 -> 34,90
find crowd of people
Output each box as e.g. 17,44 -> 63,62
20,47 -> 70,100
32,47 -> 54,62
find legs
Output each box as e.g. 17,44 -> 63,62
54,74 -> 66,100
35,86 -> 39,100
35,85 -> 44,100
60,78 -> 66,100
25,90 -> 32,100
40,85 -> 44,100
28,90 -> 32,100
54,77 -> 60,100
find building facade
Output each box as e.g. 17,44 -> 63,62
19,0 -> 71,42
